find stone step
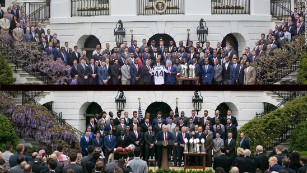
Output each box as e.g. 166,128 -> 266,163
19,73 -> 34,78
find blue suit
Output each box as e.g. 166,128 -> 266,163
201,64 -> 214,85
44,47 -> 57,58
239,137 -> 250,149
155,131 -> 173,168
152,117 -> 166,127
97,66 -> 109,85
80,136 -> 92,156
230,64 -> 239,85
165,66 -> 177,85
130,64 -> 141,85
104,135 -> 116,160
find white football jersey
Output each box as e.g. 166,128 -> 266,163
152,65 -> 166,85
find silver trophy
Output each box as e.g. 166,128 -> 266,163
193,139 -> 198,153
189,64 -> 195,78
184,138 -> 188,154
180,64 -> 186,78
196,138 -> 200,153
201,138 -> 205,153
189,139 -> 194,153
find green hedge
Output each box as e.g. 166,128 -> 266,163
290,121 -> 307,151
239,96 -> 307,152
0,53 -> 14,84
0,114 -> 19,151
297,53 -> 307,84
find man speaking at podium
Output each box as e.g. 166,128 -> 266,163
155,125 -> 173,169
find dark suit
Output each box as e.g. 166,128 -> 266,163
142,65 -> 152,85
237,65 -> 246,85
129,131 -> 144,148
59,51 -> 68,65
238,157 -> 257,173
223,116 -> 238,126
92,137 -> 103,149
35,28 -> 45,36
153,124 -> 163,134
222,62 -> 232,85
177,132 -> 190,166
165,66 -> 177,85
44,47 -> 57,58
213,154 -> 232,173
110,64 -> 121,85
63,163 -> 83,173
130,64 -> 141,85
144,131 -> 155,162
205,134 -> 213,167
239,137 -> 250,149
104,135 -> 116,160
80,136 -> 92,156
87,64 -> 98,85
224,138 -> 236,159
155,131 -> 173,168
117,135 -> 129,148
298,165 -> 307,173
255,153 -> 269,172
124,117 -> 131,126
31,161 -> 45,173
77,64 -> 89,85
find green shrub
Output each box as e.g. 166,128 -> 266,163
0,53 -> 14,84
297,53 -> 307,84
239,96 -> 307,152
290,121 -> 307,151
0,114 -> 19,152
299,151 -> 307,156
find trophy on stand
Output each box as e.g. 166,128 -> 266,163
184,138 -> 188,153
189,139 -> 194,153
181,63 -> 188,78
201,138 -> 205,153
189,64 -> 195,78
193,139 -> 197,153
196,138 -> 200,153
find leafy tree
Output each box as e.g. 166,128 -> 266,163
297,53 -> 307,84
0,53 -> 14,84
290,121 -> 307,151
0,114 -> 19,151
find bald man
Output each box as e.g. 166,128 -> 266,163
49,154 -> 64,172
155,125 -> 173,168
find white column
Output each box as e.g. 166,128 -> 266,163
185,0 -> 210,15
110,0 -> 137,16
250,0 -> 270,16
50,0 -> 71,19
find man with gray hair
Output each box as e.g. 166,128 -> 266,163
237,149 -> 257,173
255,145 -> 269,172
231,166 -> 239,173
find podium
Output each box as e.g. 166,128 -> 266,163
156,140 -> 174,169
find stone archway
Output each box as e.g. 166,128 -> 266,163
77,35 -> 101,58
216,102 -> 238,117
147,33 -> 176,48
79,101 -> 103,132
145,102 -> 172,122
221,33 -> 246,56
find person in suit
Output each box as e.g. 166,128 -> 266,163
81,145 -> 94,173
12,22 -> 23,42
104,129 -> 116,161
0,5 -> 4,19
80,132 -> 92,156
238,149 -> 257,173
92,132 -> 103,150
222,56 -> 232,85
116,130 -> 129,148
237,59 -> 246,85
87,59 -> 98,85
128,147 -> 148,173
204,129 -> 213,167
223,110 -> 238,126
213,148 -> 232,173
10,155 -> 25,173
30,155 -> 45,173
110,59 -> 121,85
298,157 -> 307,173
155,125 -> 173,168
45,29 -> 53,43
202,58 -> 214,85
77,58 -> 89,85
255,145 -> 269,172
120,59 -> 131,85
0,13 -> 10,35
105,151 -> 120,173
165,61 -> 177,85
142,59 -> 153,85
224,132 -> 236,161
130,59 -> 141,85
129,125 -> 143,148
213,59 -> 223,85
44,42 -> 57,58
144,125 -> 155,163
45,158 -> 58,173
97,61 -> 110,85
244,61 -> 256,85
239,133 -> 250,149
58,47 -> 68,65
213,133 -> 224,157
63,152 -> 82,173
177,127 -> 190,167
229,58 -> 239,85
23,27 -> 33,42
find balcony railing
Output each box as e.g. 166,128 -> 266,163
271,0 -> 292,21
71,0 -> 110,17
211,0 -> 250,14
138,0 -> 184,15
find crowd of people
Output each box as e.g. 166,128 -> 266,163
0,3 -> 305,85
0,109 -> 307,173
